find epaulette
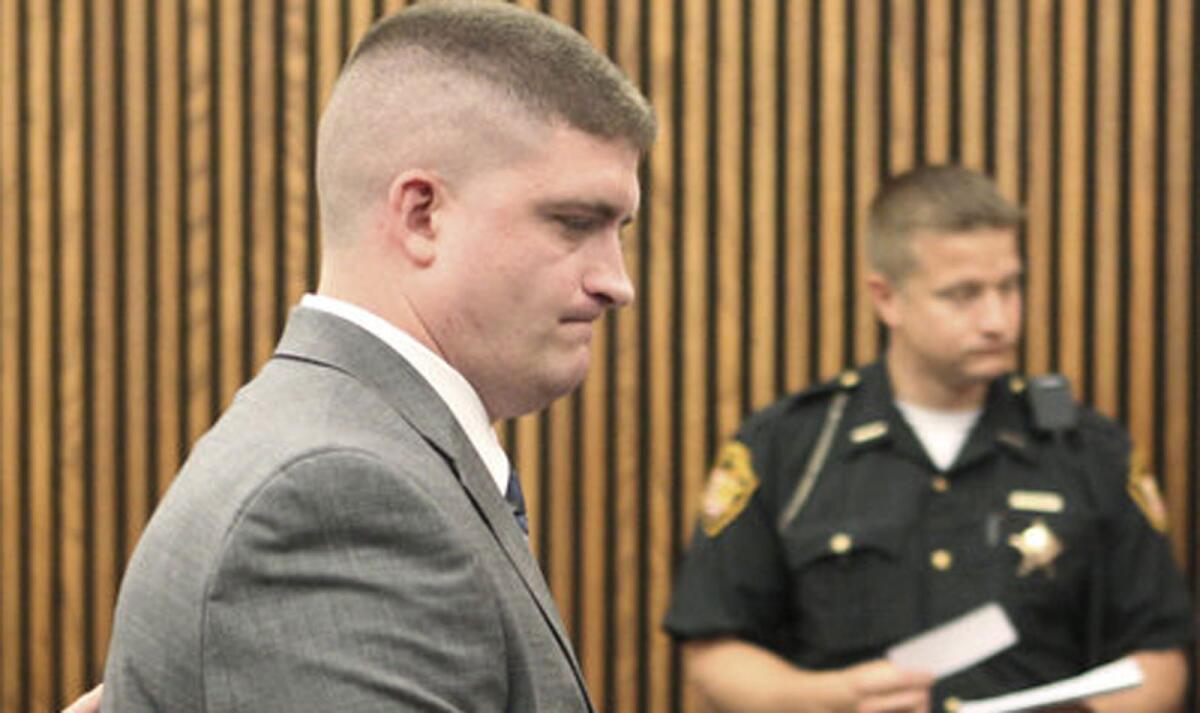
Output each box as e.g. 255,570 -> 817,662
1015,372 -> 1079,433
801,368 -> 862,396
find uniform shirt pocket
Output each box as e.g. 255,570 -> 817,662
783,520 -> 916,663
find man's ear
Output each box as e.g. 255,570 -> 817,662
385,171 -> 440,267
866,270 -> 901,328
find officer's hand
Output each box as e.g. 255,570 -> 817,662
842,659 -> 933,713
61,683 -> 102,713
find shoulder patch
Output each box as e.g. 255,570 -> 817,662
700,441 -> 759,537
1127,449 -> 1169,533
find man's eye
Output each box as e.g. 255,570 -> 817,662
999,277 -> 1023,294
943,286 -> 978,303
556,215 -> 597,232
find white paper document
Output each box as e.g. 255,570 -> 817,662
957,657 -> 1144,713
886,603 -> 1018,679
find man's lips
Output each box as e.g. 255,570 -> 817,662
561,310 -> 604,324
968,344 -> 1015,357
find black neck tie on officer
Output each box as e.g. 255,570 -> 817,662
505,468 -> 529,535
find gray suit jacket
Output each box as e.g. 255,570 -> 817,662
102,307 -> 593,712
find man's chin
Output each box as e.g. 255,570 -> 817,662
964,354 -> 1016,381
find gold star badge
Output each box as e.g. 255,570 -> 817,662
699,441 -> 759,537
1008,518 -> 1062,577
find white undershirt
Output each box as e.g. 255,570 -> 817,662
894,400 -> 982,472
300,294 -> 511,495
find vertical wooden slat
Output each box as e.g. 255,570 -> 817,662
1091,0 -> 1123,415
783,0 -> 813,392
676,3 -> 711,710
1163,0 -> 1194,566
676,0 -> 710,523
958,0 -> 987,170
611,0 -> 645,706
89,0 -> 120,671
1023,0 -> 1054,374
0,0 -> 24,707
646,2 -> 677,709
888,0 -> 917,173
924,0 -> 951,162
154,0 -> 184,497
993,0 -> 1021,201
57,0 -> 87,699
749,1 -> 777,408
545,0 -> 573,25
348,0 -> 376,44
818,0 -> 846,379
123,0 -> 152,557
218,0 -> 246,404
714,0 -> 743,437
251,0 -> 280,366
1126,0 -> 1158,455
184,0 -> 215,465
547,403 -> 576,641
282,0 -> 313,307
26,0 -> 54,707
1057,1 -> 1087,388
853,0 -> 881,365
316,0 -> 344,113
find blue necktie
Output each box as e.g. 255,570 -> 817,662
505,469 -> 529,535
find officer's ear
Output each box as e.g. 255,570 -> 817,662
867,270 -> 902,328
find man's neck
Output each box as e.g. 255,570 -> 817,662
885,347 -> 989,411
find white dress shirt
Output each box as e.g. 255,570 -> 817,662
300,294 -> 511,495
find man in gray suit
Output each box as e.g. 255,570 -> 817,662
96,1 -> 656,710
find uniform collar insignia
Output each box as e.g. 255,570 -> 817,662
849,420 -> 888,444
1009,517 -> 1063,577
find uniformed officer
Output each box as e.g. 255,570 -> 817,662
664,166 -> 1193,713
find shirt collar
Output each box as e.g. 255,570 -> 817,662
300,294 -> 510,494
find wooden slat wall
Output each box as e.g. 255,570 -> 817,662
1,2 -> 1196,711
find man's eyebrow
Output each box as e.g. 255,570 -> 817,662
537,200 -> 634,224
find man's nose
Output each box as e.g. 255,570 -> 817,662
978,289 -> 1015,332
584,236 -> 635,308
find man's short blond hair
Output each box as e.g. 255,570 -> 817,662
346,0 -> 656,150
315,0 -> 656,247
867,165 -> 1023,281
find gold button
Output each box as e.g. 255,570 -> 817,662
931,549 -> 953,570
931,476 -> 950,493
829,532 -> 853,554
944,697 -> 961,712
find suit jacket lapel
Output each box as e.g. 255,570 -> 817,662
272,307 -> 591,703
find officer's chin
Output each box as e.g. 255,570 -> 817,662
967,353 -> 1016,381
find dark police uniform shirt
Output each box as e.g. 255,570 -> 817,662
663,361 -> 1193,709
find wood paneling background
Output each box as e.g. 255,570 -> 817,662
1,1 -> 1196,711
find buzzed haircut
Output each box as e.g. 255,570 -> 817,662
867,165 -> 1023,281
315,0 -> 655,247
347,0 -> 657,150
